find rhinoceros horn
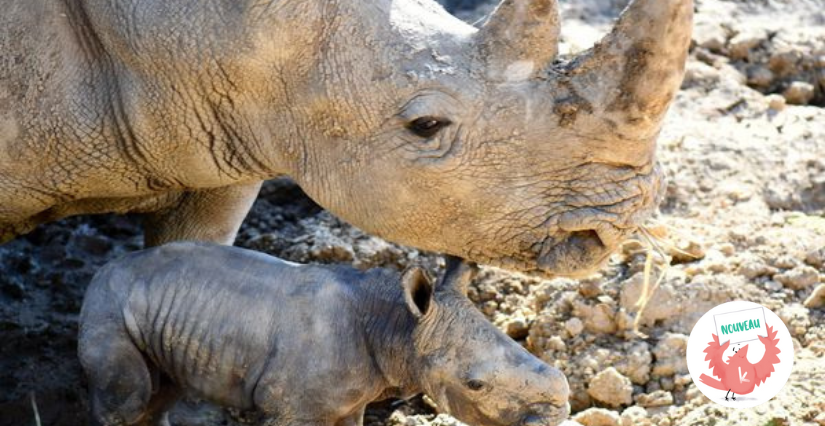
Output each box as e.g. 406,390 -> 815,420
476,0 -> 561,78
478,0 -> 693,140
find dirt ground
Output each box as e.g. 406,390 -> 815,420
1,0 -> 824,425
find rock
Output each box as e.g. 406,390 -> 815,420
747,65 -> 774,88
573,408 -> 622,426
769,50 -> 803,78
587,303 -> 617,334
738,260 -> 777,279
652,334 -> 689,377
505,317 -> 529,339
766,94 -> 787,111
565,317 -> 585,337
782,81 -> 816,105
765,280 -> 784,293
804,284 -> 825,308
620,406 -> 650,426
778,304 -> 811,337
548,335 -> 567,351
728,28 -> 767,60
578,277 -> 603,298
806,247 -> 825,268
620,273 -> 679,325
615,342 -> 652,385
771,255 -> 799,270
659,376 -> 675,391
635,390 -> 674,408
693,22 -> 727,52
775,266 -> 820,290
682,60 -> 721,88
669,237 -> 706,263
588,367 -> 633,408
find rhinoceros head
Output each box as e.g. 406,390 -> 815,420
400,259 -> 569,425
254,0 -> 692,276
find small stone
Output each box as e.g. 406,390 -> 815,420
620,406 -> 650,426
804,284 -> 825,309
692,22 -> 727,52
565,317 -> 585,337
652,334 -> 689,377
747,66 -> 773,88
765,280 -> 784,293
669,238 -> 705,263
548,335 -> 567,351
505,317 -> 529,340
635,390 -> 674,408
782,81 -> 816,105
586,303 -> 617,334
738,260 -> 777,279
716,243 -> 736,256
573,408 -> 622,426
806,247 -> 825,268
682,61 -> 720,88
675,374 -> 693,387
728,28 -> 767,60
766,94 -> 786,111
615,341 -> 652,385
770,50 -> 802,77
659,376 -> 675,391
770,408 -> 791,426
588,367 -> 633,408
578,277 -> 603,298
775,266 -> 820,290
620,273 -> 678,324
772,255 -> 798,269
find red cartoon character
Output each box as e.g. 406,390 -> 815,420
699,324 -> 782,400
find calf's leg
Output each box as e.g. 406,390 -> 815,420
79,324 -> 155,426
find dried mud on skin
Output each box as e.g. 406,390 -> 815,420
1,0 -> 824,425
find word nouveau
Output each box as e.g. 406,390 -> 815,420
721,318 -> 761,335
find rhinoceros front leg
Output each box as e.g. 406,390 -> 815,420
143,181 -> 263,246
334,407 -> 365,426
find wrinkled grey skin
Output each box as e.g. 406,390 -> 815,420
0,0 -> 692,276
78,242 -> 570,426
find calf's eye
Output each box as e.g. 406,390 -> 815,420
407,116 -> 451,138
466,379 -> 486,391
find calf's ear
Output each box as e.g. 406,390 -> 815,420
402,267 -> 434,318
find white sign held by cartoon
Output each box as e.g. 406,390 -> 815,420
713,306 -> 768,345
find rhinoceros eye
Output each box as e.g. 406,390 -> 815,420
407,116 -> 451,138
466,379 -> 487,391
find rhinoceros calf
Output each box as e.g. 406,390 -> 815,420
78,243 -> 570,426
0,0 -> 692,277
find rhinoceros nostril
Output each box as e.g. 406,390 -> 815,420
568,230 -> 605,249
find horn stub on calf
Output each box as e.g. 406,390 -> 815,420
437,256 -> 478,295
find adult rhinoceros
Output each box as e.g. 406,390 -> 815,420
0,0 -> 691,276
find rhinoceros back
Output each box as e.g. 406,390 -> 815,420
86,242 -> 358,409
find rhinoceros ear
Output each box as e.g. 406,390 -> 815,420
475,0 -> 560,80
402,266 -> 434,318
438,256 -> 478,296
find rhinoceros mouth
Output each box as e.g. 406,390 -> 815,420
535,229 -> 615,277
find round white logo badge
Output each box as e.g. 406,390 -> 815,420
686,300 -> 795,408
